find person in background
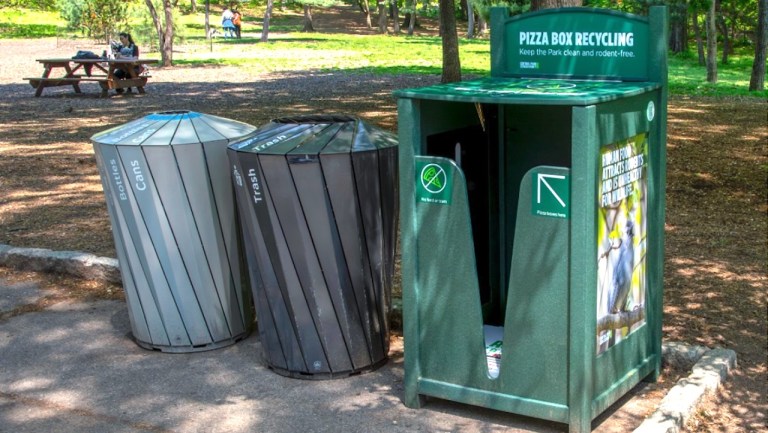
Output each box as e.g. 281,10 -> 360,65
113,32 -> 138,59
222,7 -> 236,39
232,9 -> 242,39
112,32 -> 139,94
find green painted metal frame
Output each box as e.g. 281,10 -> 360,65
397,6 -> 667,433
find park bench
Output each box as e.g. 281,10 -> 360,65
27,58 -> 157,97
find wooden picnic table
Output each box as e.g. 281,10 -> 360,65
26,58 -> 159,97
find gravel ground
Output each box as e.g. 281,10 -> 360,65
1,37 -> 439,129
0,36 -> 440,256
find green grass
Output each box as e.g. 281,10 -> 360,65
168,6 -> 488,75
668,49 -> 768,98
0,9 -> 63,38
173,33 -> 490,77
1,7 -> 765,98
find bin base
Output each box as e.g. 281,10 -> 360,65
131,329 -> 251,354
266,356 -> 389,380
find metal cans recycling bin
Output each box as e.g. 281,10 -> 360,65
228,115 -> 398,379
395,7 -> 668,432
92,111 -> 256,353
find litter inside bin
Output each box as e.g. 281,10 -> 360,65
484,325 -> 503,379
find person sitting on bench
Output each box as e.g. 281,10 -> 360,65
112,32 -> 139,94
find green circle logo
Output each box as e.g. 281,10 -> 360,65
421,163 -> 447,194
646,101 -> 655,122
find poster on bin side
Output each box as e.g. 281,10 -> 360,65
596,133 -> 648,355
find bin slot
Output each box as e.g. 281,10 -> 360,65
424,107 -> 502,324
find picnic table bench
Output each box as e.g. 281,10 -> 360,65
25,58 -> 159,97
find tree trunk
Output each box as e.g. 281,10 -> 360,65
467,0 -> 474,39
706,0 -> 717,83
360,0 -> 372,28
392,0 -> 400,34
403,0 -> 417,36
204,0 -> 210,39
262,0 -> 274,42
478,14 -> 487,36
145,0 -> 173,66
750,0 -> 767,91
716,6 -> 729,64
163,0 -> 173,66
669,19 -> 685,53
439,0 -> 461,83
190,0 -> 196,12
531,0 -> 581,10
693,9 -> 705,65
377,0 -> 387,33
459,0 -> 468,20
303,4 -> 314,32
668,2 -> 687,53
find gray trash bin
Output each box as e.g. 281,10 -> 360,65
92,110 -> 256,353
228,115 -> 398,378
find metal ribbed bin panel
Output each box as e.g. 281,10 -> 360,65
92,111 -> 256,353
228,115 -> 398,379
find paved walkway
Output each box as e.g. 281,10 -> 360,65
0,273 -> 666,433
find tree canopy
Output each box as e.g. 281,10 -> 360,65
1,0 -> 57,10
56,0 -> 129,41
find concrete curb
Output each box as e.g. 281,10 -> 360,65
0,244 -> 121,284
633,344 -> 738,433
0,244 -> 738,433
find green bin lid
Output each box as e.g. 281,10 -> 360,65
394,77 -> 660,106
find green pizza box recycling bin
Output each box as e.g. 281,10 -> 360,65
92,111 -> 256,353
395,7 -> 667,432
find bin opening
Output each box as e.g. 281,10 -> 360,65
422,104 -> 574,330
425,114 -> 509,378
157,110 -> 192,114
272,115 -> 357,124
424,104 -> 504,326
